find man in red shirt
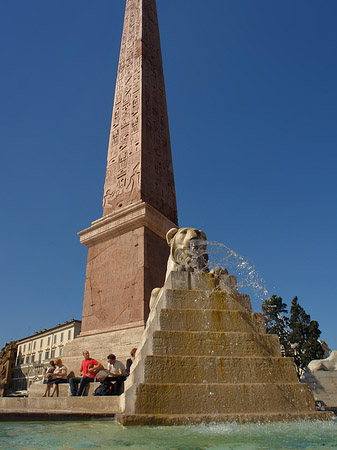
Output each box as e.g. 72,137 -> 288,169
69,350 -> 102,396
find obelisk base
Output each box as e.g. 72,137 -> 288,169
61,325 -> 144,377
78,201 -> 177,335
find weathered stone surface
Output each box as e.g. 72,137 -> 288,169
102,0 -> 177,222
142,356 -> 299,384
118,411 -> 333,426
152,331 -> 281,357
61,326 -> 143,377
120,271 -> 330,423
79,0 -> 178,336
134,383 -> 315,415
158,309 -> 265,333
29,382 -> 100,398
301,371 -> 337,407
0,396 -> 120,416
162,289 -> 252,312
164,271 -> 239,296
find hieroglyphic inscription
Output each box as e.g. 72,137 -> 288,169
103,0 -> 142,211
103,0 -> 177,224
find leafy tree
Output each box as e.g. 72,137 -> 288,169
262,295 -> 291,355
263,295 -> 324,378
288,297 -> 324,376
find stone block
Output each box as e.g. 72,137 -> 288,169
0,396 -> 120,415
162,290 -> 252,312
158,309 -> 265,333
142,356 -> 299,384
134,383 -> 315,415
152,330 -> 281,357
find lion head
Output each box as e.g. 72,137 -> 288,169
165,227 -> 208,280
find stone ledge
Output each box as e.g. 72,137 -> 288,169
78,201 -> 176,247
28,381 -> 101,398
117,411 -> 334,426
0,396 -> 121,415
0,411 -> 116,421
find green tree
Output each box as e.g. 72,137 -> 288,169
262,295 -> 325,378
288,296 -> 324,377
262,295 -> 291,355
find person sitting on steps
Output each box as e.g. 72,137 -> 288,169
42,360 -> 56,397
69,350 -> 103,396
105,354 -> 127,395
126,348 -> 137,376
44,358 -> 68,397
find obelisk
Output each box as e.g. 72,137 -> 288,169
78,0 -> 178,342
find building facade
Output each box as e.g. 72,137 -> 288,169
12,319 -> 81,391
0,342 -> 18,396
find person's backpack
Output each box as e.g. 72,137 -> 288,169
93,382 -> 114,396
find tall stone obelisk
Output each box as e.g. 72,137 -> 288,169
78,0 -> 177,344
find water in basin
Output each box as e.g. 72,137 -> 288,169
0,419 -> 336,450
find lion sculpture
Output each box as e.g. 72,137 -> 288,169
164,227 -> 209,280
149,227 -> 209,309
307,350 -> 337,372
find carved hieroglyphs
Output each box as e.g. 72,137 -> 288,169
77,0 -> 178,337
103,0 -> 177,224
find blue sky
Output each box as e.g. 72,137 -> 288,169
1,1 -> 336,352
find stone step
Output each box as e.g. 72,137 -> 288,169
159,309 -> 265,333
140,355 -> 298,384
162,289 -> 252,312
152,330 -> 281,357
0,396 -> 120,414
134,383 -> 315,415
118,411 -> 333,426
29,381 -> 102,398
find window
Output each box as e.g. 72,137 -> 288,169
60,332 -> 63,342
25,356 -> 29,364
45,351 -> 49,360
38,353 -> 42,363
51,349 -> 55,359
31,354 -> 35,363
23,345 -> 26,352
53,335 -> 57,344
68,330 -> 71,340
28,343 -> 31,352
40,339 -> 43,348
59,347 -> 63,357
33,341 -> 36,350
47,337 -> 50,346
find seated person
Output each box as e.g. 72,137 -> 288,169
43,361 -> 56,386
126,348 -> 137,376
69,350 -> 102,396
44,358 -> 68,397
105,354 -> 127,395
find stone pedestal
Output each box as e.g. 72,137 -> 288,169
79,202 -> 176,336
301,371 -> 337,409
118,272 -> 333,425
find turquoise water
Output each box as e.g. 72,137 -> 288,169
0,419 -> 336,450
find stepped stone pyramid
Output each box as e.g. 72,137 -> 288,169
119,271 -> 332,425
